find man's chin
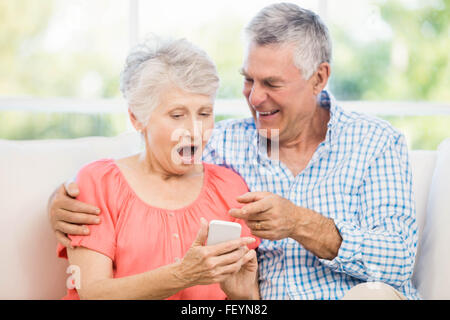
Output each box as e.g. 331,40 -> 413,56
255,123 -> 281,140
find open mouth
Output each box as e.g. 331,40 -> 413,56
177,145 -> 199,158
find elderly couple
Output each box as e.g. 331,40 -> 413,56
48,3 -> 419,300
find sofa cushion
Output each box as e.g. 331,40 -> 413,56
0,132 -> 141,299
413,138 -> 450,299
410,151 -> 437,249
410,150 -> 437,290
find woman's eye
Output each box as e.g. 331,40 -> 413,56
200,113 -> 211,117
171,114 -> 183,119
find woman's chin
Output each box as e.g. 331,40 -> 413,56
170,157 -> 202,175
180,155 -> 196,165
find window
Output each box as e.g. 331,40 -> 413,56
325,0 -> 450,149
1,0 -> 128,98
0,0 -> 129,139
1,0 -> 449,148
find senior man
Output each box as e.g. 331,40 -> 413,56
48,3 -> 419,300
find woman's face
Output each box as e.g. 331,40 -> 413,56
138,86 -> 215,176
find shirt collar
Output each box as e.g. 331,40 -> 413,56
319,89 -> 339,145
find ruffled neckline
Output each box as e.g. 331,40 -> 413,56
110,159 -> 211,213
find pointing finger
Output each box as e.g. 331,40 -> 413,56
229,199 -> 271,220
240,199 -> 271,218
236,192 -> 271,204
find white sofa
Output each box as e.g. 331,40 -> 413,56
0,131 -> 449,300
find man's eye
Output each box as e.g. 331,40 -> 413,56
245,78 -> 254,83
200,113 -> 211,117
171,114 -> 183,119
264,81 -> 279,88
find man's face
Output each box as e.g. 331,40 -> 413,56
241,42 -> 317,143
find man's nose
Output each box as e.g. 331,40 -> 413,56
248,83 -> 267,107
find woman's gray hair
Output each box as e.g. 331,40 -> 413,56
244,2 -> 332,80
120,36 -> 220,125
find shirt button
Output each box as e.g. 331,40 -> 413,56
174,257 -> 180,262
169,212 -> 174,217
173,233 -> 179,239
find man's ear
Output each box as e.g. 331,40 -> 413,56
312,62 -> 331,95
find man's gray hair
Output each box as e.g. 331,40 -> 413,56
120,36 -> 220,125
244,2 -> 332,80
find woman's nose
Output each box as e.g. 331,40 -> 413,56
183,118 -> 202,141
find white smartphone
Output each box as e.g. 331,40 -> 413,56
206,220 -> 242,246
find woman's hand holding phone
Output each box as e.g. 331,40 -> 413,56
220,247 -> 259,300
173,218 -> 257,292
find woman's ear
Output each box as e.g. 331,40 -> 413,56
128,109 -> 144,133
312,62 -> 331,95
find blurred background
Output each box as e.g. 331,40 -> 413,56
0,0 -> 449,149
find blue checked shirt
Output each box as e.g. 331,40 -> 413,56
203,90 -> 420,300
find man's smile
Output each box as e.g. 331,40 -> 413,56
256,109 -> 280,116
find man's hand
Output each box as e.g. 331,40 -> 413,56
228,192 -> 299,240
47,182 -> 101,248
229,191 -> 342,260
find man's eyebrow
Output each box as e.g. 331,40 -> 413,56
264,76 -> 284,83
239,69 -> 284,83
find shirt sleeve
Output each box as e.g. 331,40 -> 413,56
319,134 -> 418,287
56,162 -> 117,261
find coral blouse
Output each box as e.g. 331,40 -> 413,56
57,159 -> 260,300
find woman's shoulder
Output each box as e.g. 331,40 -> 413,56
75,158 -> 125,209
204,163 -> 243,179
201,163 -> 250,225
75,159 -> 126,193
77,158 -> 117,179
204,163 -> 248,193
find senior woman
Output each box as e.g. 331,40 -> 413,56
56,37 -> 260,300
